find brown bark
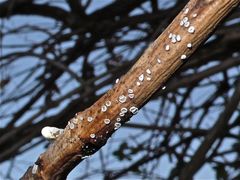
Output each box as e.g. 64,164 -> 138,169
21,0 -> 240,179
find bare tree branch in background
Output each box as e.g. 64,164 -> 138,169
0,0 -> 240,179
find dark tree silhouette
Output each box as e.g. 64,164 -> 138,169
0,0 -> 240,179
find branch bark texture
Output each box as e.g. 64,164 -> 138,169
21,0 -> 240,179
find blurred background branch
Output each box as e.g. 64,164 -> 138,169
0,0 -> 240,179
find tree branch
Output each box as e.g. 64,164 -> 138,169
179,79 -> 240,179
0,1 -> 73,26
21,0 -> 240,179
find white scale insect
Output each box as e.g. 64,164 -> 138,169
138,74 -> 144,82
187,43 -> 192,48
32,164 -> 38,174
87,116 -> 94,122
105,101 -> 111,107
128,93 -> 134,99
114,123 -> 121,130
101,105 -> 107,112
165,45 -> 170,51
130,106 -> 139,115
90,134 -> 96,139
188,26 -> 195,33
121,107 -> 128,113
181,54 -> 187,60
146,69 -> 151,75
104,119 -> 111,125
128,89 -> 134,94
119,95 -> 127,103
41,126 -> 64,140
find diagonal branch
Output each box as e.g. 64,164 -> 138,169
21,0 -> 240,179
0,1 -> 73,26
179,79 -> 240,180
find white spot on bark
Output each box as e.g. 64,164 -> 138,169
193,13 -> 198,18
183,17 -> 188,23
128,93 -> 135,99
41,126 -> 64,140
82,155 -> 90,159
130,106 -> 138,115
87,116 -> 94,122
171,35 -> 177,43
128,89 -> 134,94
69,122 -> 75,129
101,105 -> 107,112
119,112 -> 125,117
181,54 -> 187,60
105,101 -> 111,107
184,21 -> 190,28
188,26 -> 195,33
121,108 -> 128,113
176,35 -> 181,42
114,122 -> 121,130
184,8 -> 189,14
139,74 -> 144,82
146,69 -> 151,75
32,164 -> 38,174
187,43 -> 192,48
146,77 -> 152,81
165,45 -> 170,51
119,95 -> 127,103
90,134 -> 95,138
104,119 -> 111,125
180,20 -> 184,26
72,118 -> 78,124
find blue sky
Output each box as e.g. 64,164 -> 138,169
2,0 -> 239,179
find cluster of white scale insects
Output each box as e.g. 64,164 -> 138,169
41,6 -> 198,144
